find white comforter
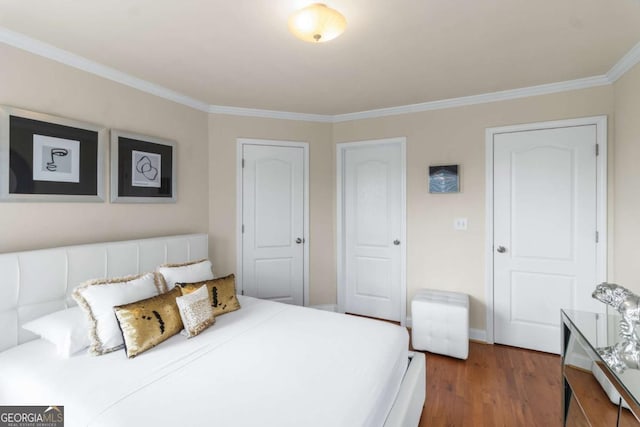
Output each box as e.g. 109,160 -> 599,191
0,297 -> 409,427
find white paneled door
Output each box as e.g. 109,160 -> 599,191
341,141 -> 405,322
493,124 -> 604,354
241,143 -> 305,305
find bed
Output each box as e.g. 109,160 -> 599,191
0,234 -> 425,426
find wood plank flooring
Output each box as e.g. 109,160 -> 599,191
418,342 -> 562,426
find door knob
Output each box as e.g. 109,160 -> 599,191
496,246 -> 507,253
295,238 -> 303,244
393,240 -> 401,246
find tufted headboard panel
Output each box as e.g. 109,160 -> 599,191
0,234 -> 208,353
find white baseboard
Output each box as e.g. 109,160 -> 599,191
566,353 -> 593,371
309,304 -> 338,312
318,312 -> 488,342
406,316 -> 488,343
469,328 -> 487,342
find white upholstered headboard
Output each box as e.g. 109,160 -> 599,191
0,233 -> 208,353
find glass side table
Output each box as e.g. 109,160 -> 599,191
562,309 -> 640,426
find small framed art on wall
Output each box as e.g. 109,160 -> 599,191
110,130 -> 176,203
0,106 -> 106,202
429,164 -> 460,193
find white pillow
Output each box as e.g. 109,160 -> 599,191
157,259 -> 214,291
22,306 -> 90,358
176,285 -> 215,338
72,272 -> 160,355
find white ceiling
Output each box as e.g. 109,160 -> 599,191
1,0 -> 639,115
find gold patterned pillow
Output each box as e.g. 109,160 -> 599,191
177,274 -> 241,316
175,284 -> 215,338
114,287 -> 183,358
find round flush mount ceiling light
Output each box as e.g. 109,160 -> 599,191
288,3 -> 347,43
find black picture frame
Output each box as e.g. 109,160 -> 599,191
0,106 -> 106,202
110,130 -> 176,203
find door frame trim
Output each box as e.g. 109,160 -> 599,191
336,137 -> 408,326
484,116 -> 608,344
236,138 -> 310,306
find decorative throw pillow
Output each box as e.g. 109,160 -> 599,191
22,306 -> 90,358
156,259 -> 214,292
72,273 -> 161,355
114,287 -> 184,358
178,274 -> 241,316
175,285 -> 215,338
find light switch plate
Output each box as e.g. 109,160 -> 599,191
454,218 -> 468,230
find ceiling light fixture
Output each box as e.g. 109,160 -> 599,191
288,3 -> 347,43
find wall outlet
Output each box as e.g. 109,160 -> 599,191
454,218 -> 468,230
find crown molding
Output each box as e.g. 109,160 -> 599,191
332,75 -> 611,122
208,104 -> 332,122
607,40 -> 640,83
1,26 -> 639,123
0,27 -> 210,112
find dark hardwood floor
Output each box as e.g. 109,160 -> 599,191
418,342 -> 562,426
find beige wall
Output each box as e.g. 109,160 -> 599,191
3,41 -> 633,334
613,63 -> 640,293
0,44 -> 209,253
208,115 -> 335,305
333,86 -> 615,330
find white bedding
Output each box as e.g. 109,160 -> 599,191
0,296 -> 409,427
